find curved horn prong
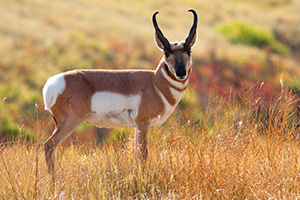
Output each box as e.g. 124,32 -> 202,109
152,11 -> 171,51
184,9 -> 198,49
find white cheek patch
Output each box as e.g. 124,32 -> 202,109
165,57 -> 191,81
186,57 -> 192,71
42,73 -> 66,115
86,92 -> 141,127
165,60 -> 176,75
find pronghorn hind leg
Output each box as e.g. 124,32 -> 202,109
43,115 -> 83,191
135,121 -> 150,160
44,134 -> 57,192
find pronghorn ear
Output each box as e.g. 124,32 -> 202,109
154,34 -> 166,51
152,11 -> 171,52
184,33 -> 197,49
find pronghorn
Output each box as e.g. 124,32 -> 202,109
43,9 -> 197,176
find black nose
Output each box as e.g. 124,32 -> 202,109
175,68 -> 187,79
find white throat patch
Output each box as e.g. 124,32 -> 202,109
161,66 -> 189,89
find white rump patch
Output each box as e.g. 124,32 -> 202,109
42,73 -> 66,115
85,92 -> 141,128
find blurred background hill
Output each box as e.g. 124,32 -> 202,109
0,0 -> 299,142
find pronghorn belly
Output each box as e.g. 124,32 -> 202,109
85,92 -> 141,128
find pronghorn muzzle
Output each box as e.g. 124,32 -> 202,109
175,65 -> 187,80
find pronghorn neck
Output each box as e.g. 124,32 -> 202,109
153,58 -> 190,107
155,58 -> 190,89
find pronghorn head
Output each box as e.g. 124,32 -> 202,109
153,9 -> 198,81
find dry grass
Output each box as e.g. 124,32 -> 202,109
1,89 -> 299,199
1,0 -> 299,140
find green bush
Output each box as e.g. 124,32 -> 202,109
217,21 -> 290,56
107,128 -> 132,143
0,116 -> 34,142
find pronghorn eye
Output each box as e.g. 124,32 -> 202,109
186,49 -> 191,56
164,52 -> 169,58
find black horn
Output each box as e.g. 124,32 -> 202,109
152,11 -> 171,50
184,9 -> 198,49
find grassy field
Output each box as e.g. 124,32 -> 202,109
0,0 -> 300,139
1,89 -> 299,199
0,0 -> 300,199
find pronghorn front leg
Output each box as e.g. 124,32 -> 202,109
135,121 -> 150,160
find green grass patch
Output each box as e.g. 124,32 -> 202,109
216,21 -> 290,56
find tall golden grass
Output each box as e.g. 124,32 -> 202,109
1,87 -> 299,199
1,0 -> 300,141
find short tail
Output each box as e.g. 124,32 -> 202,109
42,73 -> 66,115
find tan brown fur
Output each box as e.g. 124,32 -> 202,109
43,10 -> 197,191
50,55 -> 191,122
